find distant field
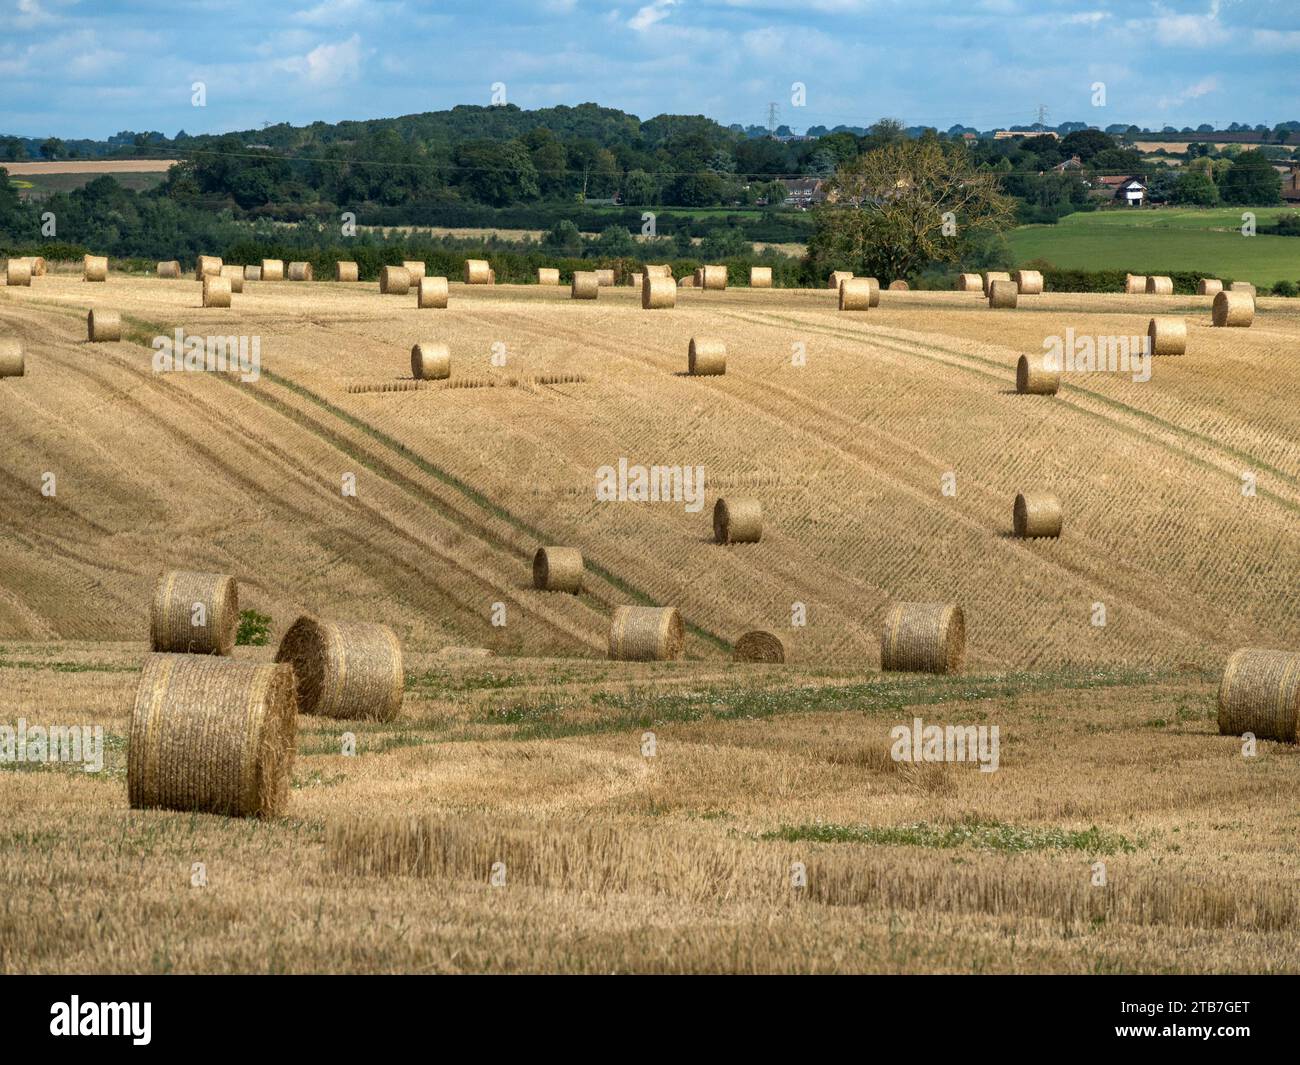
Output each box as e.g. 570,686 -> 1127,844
1010,207 -> 1300,285
1,159 -> 175,175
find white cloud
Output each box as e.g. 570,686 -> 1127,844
1157,75 -> 1219,109
1144,0 -> 1227,48
629,0 -> 679,32
280,33 -> 365,86
294,0 -> 366,24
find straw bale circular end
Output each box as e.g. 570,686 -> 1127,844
630,272 -> 644,288
750,266 -> 772,288
1013,491 -> 1063,539
608,606 -> 685,662
538,267 -> 560,285
688,336 -> 726,375
642,275 -> 676,309
417,276 -> 449,309
157,260 -> 181,279
983,271 -> 1011,296
1212,290 -> 1253,327
1216,649 -> 1300,743
261,259 -> 285,281
275,615 -> 405,721
129,655 -> 297,819
1013,270 -> 1043,295
1197,278 -> 1223,296
839,277 -> 872,311
713,497 -> 762,544
532,546 -> 584,593
87,309 -> 122,342
571,271 -> 599,299
83,254 -> 108,282
380,265 -> 411,295
202,275 -> 232,308
1124,274 -> 1147,294
701,264 -> 727,290
678,275 -> 695,288
244,265 -> 262,281
888,279 -> 910,291
411,342 -> 451,380
988,279 -> 1018,309
6,260 -> 32,287
1016,354 -> 1060,395
149,569 -> 239,654
465,259 -> 491,285
287,261 -> 313,282
956,273 -> 982,292
1147,316 -> 1187,356
26,256 -> 47,276
880,602 -> 965,674
594,268 -> 615,287
828,270 -> 853,289
0,338 -> 25,378
733,630 -> 785,663
336,261 -> 359,282
195,255 -> 222,281
402,260 -> 426,284
1146,275 -> 1173,295
219,265 -> 244,293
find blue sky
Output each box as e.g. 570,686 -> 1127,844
2,0 -> 1298,139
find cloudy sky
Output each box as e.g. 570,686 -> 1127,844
2,0 -> 1298,139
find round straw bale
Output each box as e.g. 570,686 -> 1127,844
1230,281 -> 1256,297
630,272 -> 644,288
488,268 -> 496,284
1013,269 -> 1043,295
128,655 -> 297,819
750,266 -> 772,288
261,259 -> 285,281
195,255 -> 222,281
27,256 -> 47,276
1147,316 -> 1187,356
83,254 -> 108,282
157,260 -> 181,279
1124,274 -> 1147,294
645,264 -> 672,279
1146,275 -> 1173,295
571,271 -> 599,299
532,546 -> 584,593
955,273 -> 982,292
538,267 -> 560,285
1016,354 -> 1060,395
988,279 -> 1018,308
416,276 -> 449,309
865,277 -> 882,306
1013,491 -> 1063,539
6,259 -> 32,287
839,277 -> 872,311
87,309 -> 121,342
678,274 -> 695,288
219,265 -> 244,293
1212,290 -> 1254,327
244,265 -> 262,281
1216,649 -> 1300,743
594,268 -> 615,287
701,264 -> 727,290
379,265 -> 411,295
828,270 -> 853,289
287,261 -> 313,282
275,615 -> 404,721
888,279 -> 910,291
465,259 -> 491,285
688,336 -> 726,375
642,274 -> 676,309
402,260 -> 426,284
411,342 -> 451,380
713,497 -> 762,544
202,275 -> 232,308
983,271 -> 1011,295
336,261 -> 359,282
608,606 -> 685,662
880,601 -> 965,674
1197,278 -> 1223,296
733,630 -> 785,663
0,338 -> 24,378
149,569 -> 239,654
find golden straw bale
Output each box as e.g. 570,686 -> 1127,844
645,264 -> 672,279
219,265 -> 244,293
0,338 -> 25,378
1013,270 -> 1043,295
464,259 -> 491,284
701,264 -> 727,290
83,254 -> 108,282
839,277 -> 872,311
1146,275 -> 1173,295
25,256 -> 47,276
202,275 -> 232,307
594,268 -> 615,287
1124,274 -> 1147,294
86,309 -> 121,342
608,606 -> 685,661
750,266 -> 772,288
195,255 -> 222,280
733,630 -> 785,663
244,265 -> 262,281
336,261 -> 359,282
1016,354 -> 1060,395
537,267 -> 560,285
287,261 -> 313,282
1197,278 -> 1223,296
128,655 -> 297,818
1013,491 -> 1063,539
678,274 -> 695,288
417,276 -> 449,309
1147,316 -> 1187,355
983,271 -> 1011,295
379,265 -> 411,295
275,615 -> 405,721
880,602 -> 965,674
571,271 -> 599,299
411,342 -> 451,380
6,260 -> 32,287
828,270 -> 853,289
713,497 -> 762,544
630,272 -> 644,288
988,279 -> 1018,308
688,336 -> 726,375
641,274 -> 676,309
1230,281 -> 1256,296
260,259 -> 285,281
156,260 -> 181,279
888,279 -> 910,291
1217,649 -> 1300,743
955,273 -> 982,292
402,260 -> 426,284
1212,290 -> 1254,327
149,569 -> 239,654
532,546 -> 584,594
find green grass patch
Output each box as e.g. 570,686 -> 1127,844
236,609 -> 272,646
763,817 -> 1140,854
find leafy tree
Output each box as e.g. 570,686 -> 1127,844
1173,170 -> 1219,206
452,140 -> 539,206
1060,129 -> 1115,162
1090,147 -> 1143,173
809,139 -> 1014,280
541,219 -> 584,256
593,224 -> 637,257
39,137 -> 65,160
1219,150 -> 1282,205
665,171 -> 725,207
0,137 -> 27,161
